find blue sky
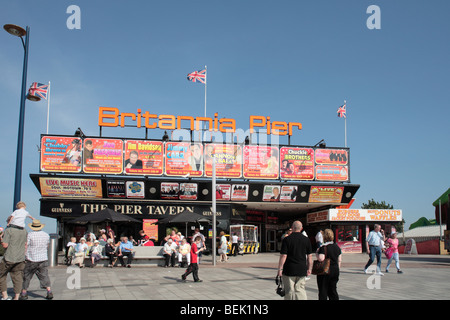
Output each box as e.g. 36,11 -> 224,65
1,1 -> 449,233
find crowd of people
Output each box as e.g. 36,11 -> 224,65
65,228 -> 151,268
277,221 -> 403,301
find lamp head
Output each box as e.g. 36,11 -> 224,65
3,24 -> 27,37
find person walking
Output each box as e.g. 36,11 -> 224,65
0,214 -> 28,300
20,220 -> 53,300
315,229 -> 341,300
231,233 -> 239,256
181,236 -> 205,282
315,230 -> 323,250
364,224 -> 385,275
385,232 -> 403,274
277,221 -> 313,300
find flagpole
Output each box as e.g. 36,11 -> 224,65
46,81 -> 51,134
344,100 -> 347,147
204,65 -> 207,118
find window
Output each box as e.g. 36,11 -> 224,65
337,225 -> 360,242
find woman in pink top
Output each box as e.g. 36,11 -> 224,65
385,232 -> 403,274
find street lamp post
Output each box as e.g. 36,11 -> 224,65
4,24 -> 30,210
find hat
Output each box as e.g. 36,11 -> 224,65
28,219 -> 45,231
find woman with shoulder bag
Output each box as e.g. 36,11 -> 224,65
315,229 -> 341,300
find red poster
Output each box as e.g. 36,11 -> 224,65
243,145 -> 279,179
164,142 -> 203,177
124,140 -> 163,175
40,136 -> 82,173
280,147 -> 314,180
315,165 -> 349,181
315,149 -> 348,165
83,138 -> 123,174
204,144 -> 242,178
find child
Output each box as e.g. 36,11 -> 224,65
7,202 -> 35,229
181,236 -> 205,282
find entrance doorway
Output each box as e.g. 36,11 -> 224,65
266,229 -> 277,252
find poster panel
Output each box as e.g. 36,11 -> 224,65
107,181 -> 126,198
143,219 -> 158,242
179,183 -> 198,200
124,140 -> 163,176
164,142 -> 203,177
280,185 -> 297,202
39,177 -> 102,198
204,144 -> 242,178
243,145 -> 279,179
161,182 -> 179,200
40,136 -> 82,173
126,181 -> 145,198
309,186 -> 344,203
83,138 -> 123,174
280,147 -> 314,180
315,165 -> 349,181
216,184 -> 231,201
315,148 -> 348,165
231,184 -> 249,201
263,185 -> 281,202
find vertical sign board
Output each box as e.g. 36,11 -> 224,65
124,140 -> 163,175
164,142 -> 203,177
280,147 -> 314,180
243,145 -> 279,179
40,136 -> 82,173
83,138 -> 123,174
204,144 -> 242,178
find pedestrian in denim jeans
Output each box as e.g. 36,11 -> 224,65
364,224 -> 385,275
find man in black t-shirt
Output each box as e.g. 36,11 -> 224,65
277,221 -> 312,300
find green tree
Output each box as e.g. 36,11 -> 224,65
361,199 -> 393,209
361,199 -> 404,232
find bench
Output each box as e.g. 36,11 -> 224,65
64,246 -> 165,267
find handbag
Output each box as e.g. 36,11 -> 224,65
275,276 -> 285,297
385,247 -> 394,259
311,245 -> 330,275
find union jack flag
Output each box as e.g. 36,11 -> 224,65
337,103 -> 346,118
28,82 -> 49,100
187,69 -> 206,84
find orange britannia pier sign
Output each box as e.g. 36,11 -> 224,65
98,107 -> 302,136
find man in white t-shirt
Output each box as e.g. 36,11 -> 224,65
7,202 -> 35,229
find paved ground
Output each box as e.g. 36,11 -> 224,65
4,252 -> 449,302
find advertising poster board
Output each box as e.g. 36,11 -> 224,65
280,185 -> 297,202
263,185 -> 281,202
40,136 -> 82,173
231,184 -> 249,201
315,149 -> 348,165
309,186 -> 344,203
161,182 -> 179,200
164,142 -> 203,177
280,147 -> 314,180
106,181 -> 126,198
216,184 -> 231,201
126,181 -> 145,198
315,165 -> 349,181
124,140 -> 163,176
204,144 -> 242,178
83,138 -> 123,174
243,145 -> 279,179
179,183 -> 198,200
39,177 -> 102,198
143,219 -> 158,242
328,209 -> 403,222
